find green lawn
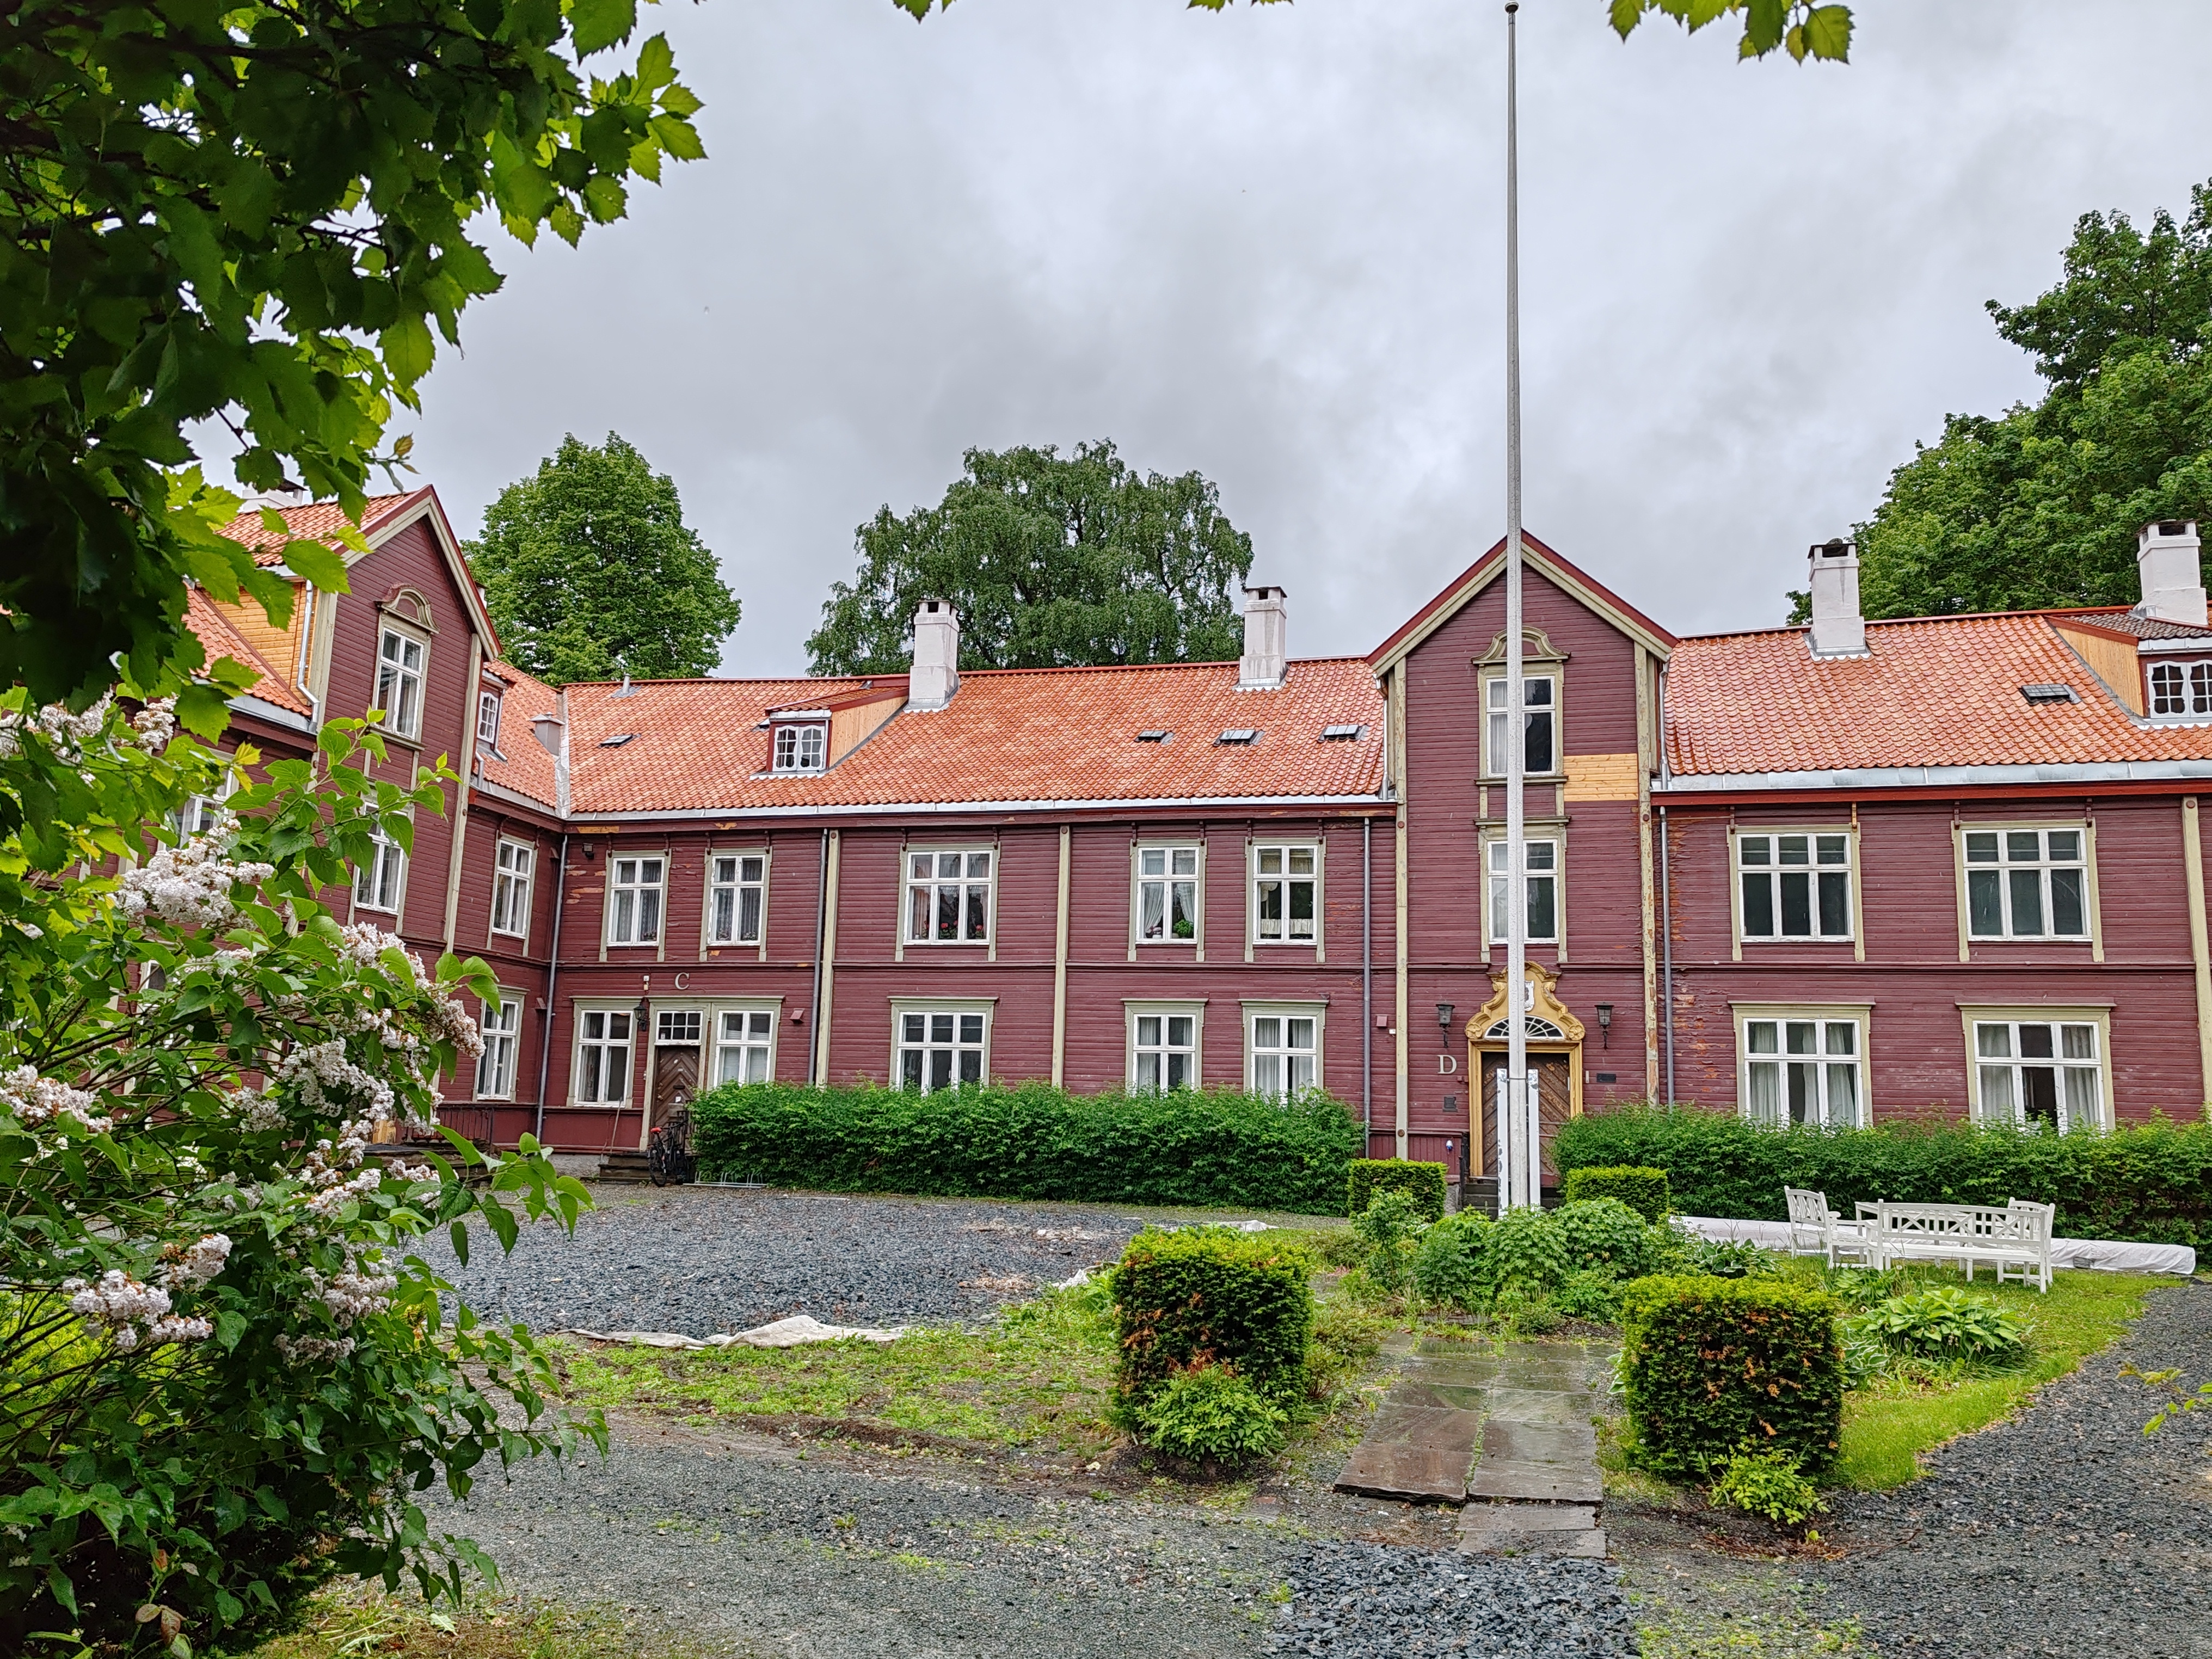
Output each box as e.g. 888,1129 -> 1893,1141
250,1587 -> 717,1659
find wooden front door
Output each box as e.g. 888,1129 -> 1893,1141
1478,1051 -> 1575,1185
651,1044 -> 699,1132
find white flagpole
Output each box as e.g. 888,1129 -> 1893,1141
1502,0 -> 1532,1210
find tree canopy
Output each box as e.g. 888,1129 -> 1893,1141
467,432 -> 740,684
807,440 -> 1255,676
0,0 -> 703,709
1831,182 -> 2212,623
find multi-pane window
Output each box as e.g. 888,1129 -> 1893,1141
606,855 -> 665,945
355,827 -> 404,913
1965,827 -> 2087,938
374,628 -> 425,739
906,850 -> 993,944
477,689 -> 502,747
1132,1010 -> 1198,1090
1974,1019 -> 2102,1129
1249,1011 -> 1318,1099
490,839 -> 533,938
898,1009 -> 987,1091
708,853 -> 766,945
715,1009 -> 776,1086
1740,833 -> 1852,941
772,722 -> 827,773
1487,838 -> 1559,943
476,994 -> 521,1099
1742,1017 -> 1861,1128
1484,674 -> 1557,776
176,766 -> 235,836
2148,660 -> 2212,717
575,1009 -> 634,1105
1138,846 -> 1199,942
656,1009 -> 702,1048
1252,844 -> 1317,945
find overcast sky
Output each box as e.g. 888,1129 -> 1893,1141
396,0 -> 2212,675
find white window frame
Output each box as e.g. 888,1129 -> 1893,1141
1961,823 -> 2091,941
890,998 -> 994,1092
475,991 -> 523,1101
712,1003 -> 781,1087
1133,844 -> 1202,947
1126,1000 -> 1205,1092
572,1004 -> 637,1107
2146,658 -> 2212,721
771,721 -> 828,773
706,850 -> 768,948
477,688 -> 503,748
1734,1004 -> 1869,1129
1244,1000 -> 1324,1100
1962,1006 -> 2110,1132
490,837 -> 533,941
176,764 -> 237,837
1485,833 -> 1560,945
1250,841 -> 1320,948
1482,671 -> 1559,779
1735,829 -> 1855,944
354,822 -> 407,915
373,624 -> 427,741
605,852 -> 666,947
904,847 -> 995,945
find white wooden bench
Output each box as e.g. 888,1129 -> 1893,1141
1866,1200 -> 2053,1292
1783,1186 -> 1877,1267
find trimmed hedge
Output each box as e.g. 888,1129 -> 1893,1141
1619,1274 -> 1845,1479
1558,1105 -> 2212,1246
690,1081 -> 1361,1213
1561,1165 -> 1671,1222
1111,1226 -> 1316,1414
1347,1158 -> 1448,1222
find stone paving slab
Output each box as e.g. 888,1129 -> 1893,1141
1482,1386 -> 1601,1425
1391,1379 -> 1494,1412
1480,1419 -> 1597,1465
1463,1460 -> 1605,1504
1332,1403 -> 1488,1502
1457,1501 -> 1608,1558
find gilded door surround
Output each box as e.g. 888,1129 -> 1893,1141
1467,963 -> 1586,1177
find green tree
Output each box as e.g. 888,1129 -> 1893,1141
467,432 -> 740,684
0,1 -> 703,709
1831,182 -> 2212,622
807,440 -> 1254,675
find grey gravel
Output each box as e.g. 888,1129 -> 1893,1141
1264,1540 -> 1634,1657
1817,1280 -> 2212,1658
422,1187 -> 1147,1334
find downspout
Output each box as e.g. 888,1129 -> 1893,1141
1361,813 -> 1373,1147
1659,803 -> 1675,1107
808,828 -> 829,1084
532,831 -> 569,1145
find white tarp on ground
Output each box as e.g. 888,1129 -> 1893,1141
567,1315 -> 910,1351
1676,1214 -> 2197,1277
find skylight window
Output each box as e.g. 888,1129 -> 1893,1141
1135,729 -> 1171,744
599,733 -> 636,747
2019,685 -> 2076,705
1216,729 -> 1258,746
1320,723 -> 1366,741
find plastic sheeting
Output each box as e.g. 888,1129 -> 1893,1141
1675,1214 -> 2197,1277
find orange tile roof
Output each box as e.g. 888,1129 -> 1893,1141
218,492 -> 421,564
1666,612 -> 2212,777
186,587 -> 311,717
477,663 -> 561,808
560,659 -> 1386,814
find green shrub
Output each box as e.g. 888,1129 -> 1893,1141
1557,1104 -> 2212,1246
1496,1284 -> 1563,1336
1554,1198 -> 1666,1279
1663,1236 -> 1784,1279
1347,1158 -> 1447,1222
1351,1190 -> 1426,1293
1410,1212 -> 1493,1311
1110,1227 -> 1315,1416
1561,1165 -> 1672,1222
1848,1287 -> 2031,1366
1619,1275 -> 1845,1479
1710,1450 -> 1827,1527
692,1082 -> 1361,1213
1486,1205 -> 1569,1297
1133,1365 -> 1288,1464
1552,1269 -> 1625,1325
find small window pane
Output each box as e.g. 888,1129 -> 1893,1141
1815,835 -> 1848,865
1778,835 -> 1809,865
1172,849 -> 1198,876
1817,871 -> 1850,935
1258,849 -> 1283,875
1168,1016 -> 1193,1046
1742,874 -> 1774,937
1746,1021 -> 1779,1055
1826,1064 -> 1860,1128
1784,1021 -> 1817,1055
1254,1017 -> 1280,1048
1779,872 -> 1812,936
2060,1023 -> 2096,1060
1823,1022 -> 1856,1056
2018,1023 -> 2055,1059
1141,847 -> 1166,876
1976,1024 -> 2011,1058
1740,837 -> 1771,867
2046,830 -> 2080,863
1746,1061 -> 1781,1125
1137,1016 -> 1161,1046
937,852 -> 961,878
1978,1066 -> 2014,1113
904,1013 -> 924,1042
2006,831 -> 2042,863
911,853 -> 932,880
1965,832 -> 1999,864
2062,1066 -> 2099,1125
2008,869 -> 2044,935
966,852 -> 991,878
2050,868 -> 2085,936
1968,869 -> 2003,936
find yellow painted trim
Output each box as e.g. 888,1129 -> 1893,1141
1052,824 -> 1071,1088
1635,643 -> 1658,1099
2185,797 -> 2212,1116
814,829 -> 840,1083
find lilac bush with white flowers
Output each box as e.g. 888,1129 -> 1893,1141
0,694 -> 598,1656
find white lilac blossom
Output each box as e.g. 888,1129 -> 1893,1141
115,816 -> 275,928
304,1165 -> 384,1220
130,697 -> 178,750
305,1246 -> 396,1328
0,1066 -> 112,1135
273,1334 -> 355,1365
158,1233 -> 232,1291
227,1085 -> 288,1133
0,695 -> 114,764
278,1039 -> 396,1122
62,1269 -> 211,1353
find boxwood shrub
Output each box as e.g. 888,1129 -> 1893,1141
1347,1158 -> 1448,1221
690,1081 -> 1361,1213
1560,1164 -> 1671,1222
1619,1274 -> 1845,1479
1110,1226 -> 1316,1415
1557,1105 -> 2212,1246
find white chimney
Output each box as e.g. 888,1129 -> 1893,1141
531,708 -> 570,816
2135,520 -> 2207,627
909,598 -> 960,711
1237,585 -> 1288,690
1806,539 -> 1866,657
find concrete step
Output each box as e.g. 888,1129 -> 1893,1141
595,1150 -> 654,1184
1458,1500 -> 1608,1558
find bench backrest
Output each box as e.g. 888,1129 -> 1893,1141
1784,1187 -> 1833,1227
1872,1202 -> 2014,1239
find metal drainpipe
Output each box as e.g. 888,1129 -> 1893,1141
808,827 -> 829,1083
1658,803 -> 1675,1106
1361,814 -> 1373,1145
532,831 -> 569,1145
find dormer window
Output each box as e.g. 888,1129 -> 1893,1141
772,721 -> 827,773
477,689 -> 502,747
2148,660 -> 2212,718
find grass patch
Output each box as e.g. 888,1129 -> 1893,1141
249,1584 -> 715,1659
557,1281 -> 1121,1454
1825,1266 -> 2162,1489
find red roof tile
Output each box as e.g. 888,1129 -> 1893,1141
1666,613 -> 2212,777
560,659 -> 1385,814
218,493 -> 421,564
186,588 -> 311,717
